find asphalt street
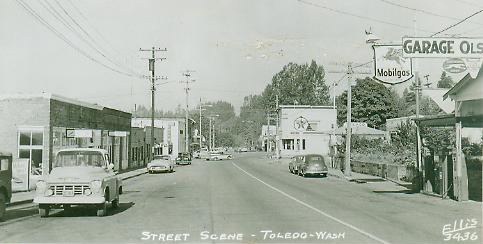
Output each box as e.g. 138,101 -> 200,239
1,152 -> 481,243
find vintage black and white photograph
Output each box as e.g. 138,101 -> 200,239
0,0 -> 482,243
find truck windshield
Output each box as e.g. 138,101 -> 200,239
54,151 -> 105,168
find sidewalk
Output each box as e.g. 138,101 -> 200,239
8,167 -> 147,207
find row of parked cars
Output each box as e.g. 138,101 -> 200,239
288,154 -> 329,177
147,152 -> 193,174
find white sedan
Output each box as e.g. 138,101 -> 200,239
147,155 -> 174,173
206,153 -> 233,161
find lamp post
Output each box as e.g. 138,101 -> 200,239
208,114 -> 219,150
199,103 -> 212,151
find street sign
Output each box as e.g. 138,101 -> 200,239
293,116 -> 309,132
373,44 -> 413,85
402,37 -> 483,58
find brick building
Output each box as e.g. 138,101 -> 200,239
0,93 -> 132,186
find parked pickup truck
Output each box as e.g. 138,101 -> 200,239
34,148 -> 122,217
0,152 -> 12,221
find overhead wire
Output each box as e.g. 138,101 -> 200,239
378,0 -> 483,26
15,0 -> 143,79
296,0 -> 433,33
66,0 -> 144,72
431,9 -> 483,37
54,0 -> 144,77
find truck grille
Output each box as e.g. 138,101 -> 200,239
50,184 -> 90,196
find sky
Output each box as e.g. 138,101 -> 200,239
1,0 -> 483,114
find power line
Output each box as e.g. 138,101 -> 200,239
55,0 -> 143,77
378,0 -> 483,26
431,9 -> 483,37
16,0 -> 142,79
296,0 -> 432,33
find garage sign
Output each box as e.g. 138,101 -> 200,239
402,37 -> 483,58
373,45 -> 413,85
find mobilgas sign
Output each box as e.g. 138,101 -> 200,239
373,45 -> 413,85
402,37 -> 483,58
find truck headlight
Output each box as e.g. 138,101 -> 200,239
84,189 -> 92,195
36,181 -> 47,195
90,180 -> 102,193
44,189 -> 53,196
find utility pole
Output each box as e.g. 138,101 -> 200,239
344,63 -> 353,177
208,118 -> 212,151
267,113 -> 271,155
181,70 -> 195,154
139,46 -> 167,161
275,94 -> 280,159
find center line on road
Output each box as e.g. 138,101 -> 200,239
232,163 -> 391,244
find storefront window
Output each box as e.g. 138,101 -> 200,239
18,128 -> 44,176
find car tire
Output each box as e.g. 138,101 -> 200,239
322,173 -> 327,178
97,202 -> 107,217
111,198 -> 119,209
39,205 -> 50,218
0,194 -> 6,221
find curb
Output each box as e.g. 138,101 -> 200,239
6,199 -> 34,207
121,171 -> 147,180
7,170 -> 147,207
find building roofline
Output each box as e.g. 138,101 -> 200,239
279,105 -> 335,109
443,66 -> 482,100
0,92 -> 104,110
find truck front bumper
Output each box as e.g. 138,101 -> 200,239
34,195 -> 105,205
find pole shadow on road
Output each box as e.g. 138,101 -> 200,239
49,202 -> 135,218
372,190 -> 414,194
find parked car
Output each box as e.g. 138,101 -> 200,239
239,147 -> 248,153
147,155 -> 174,173
34,148 -> 122,217
298,154 -> 328,177
288,155 -> 304,174
192,151 -> 200,159
206,153 -> 233,161
0,152 -> 12,220
175,152 -> 192,165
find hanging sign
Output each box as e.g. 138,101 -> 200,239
443,58 -> 467,74
373,44 -> 413,85
402,37 -> 483,58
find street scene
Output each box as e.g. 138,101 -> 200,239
0,0 -> 482,244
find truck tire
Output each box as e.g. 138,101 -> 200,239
39,205 -> 50,218
111,198 -> 119,209
0,194 -> 6,220
97,202 -> 107,217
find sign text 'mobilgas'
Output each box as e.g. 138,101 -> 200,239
402,38 -> 483,58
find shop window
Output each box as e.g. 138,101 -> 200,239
0,159 -> 8,171
18,128 -> 44,175
282,139 -> 294,150
302,139 -> 306,150
180,129 -> 184,135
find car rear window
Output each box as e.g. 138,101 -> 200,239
306,155 -> 324,163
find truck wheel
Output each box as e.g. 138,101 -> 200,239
0,194 -> 6,220
39,205 -> 50,218
97,202 -> 107,217
111,198 -> 119,209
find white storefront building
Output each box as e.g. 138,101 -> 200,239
131,118 -> 187,158
278,105 -> 337,158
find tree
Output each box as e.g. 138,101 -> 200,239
262,60 -> 330,110
336,77 -> 399,129
437,71 -> 454,88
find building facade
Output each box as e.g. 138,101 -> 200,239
0,93 -> 131,188
278,105 -> 337,158
132,118 -> 187,158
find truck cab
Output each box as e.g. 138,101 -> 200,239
34,148 -> 122,217
0,152 -> 12,220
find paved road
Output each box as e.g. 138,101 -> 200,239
1,153 -> 481,243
